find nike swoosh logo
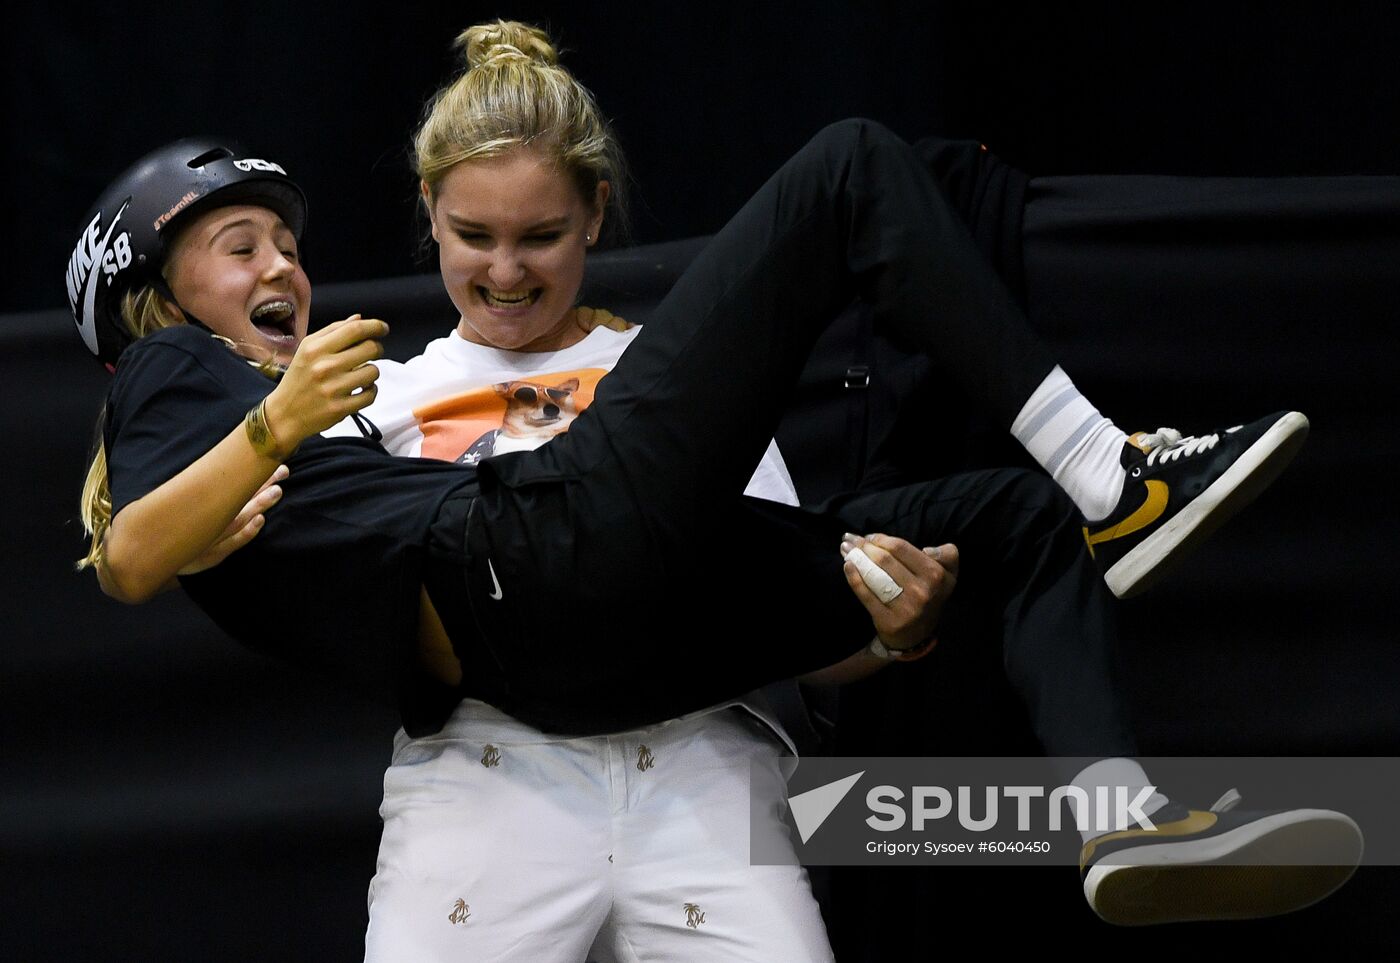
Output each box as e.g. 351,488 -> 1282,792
77,202 -> 129,355
1080,810 -> 1217,868
487,559 -> 504,601
1083,479 -> 1170,557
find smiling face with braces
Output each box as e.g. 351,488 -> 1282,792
163,204 -> 311,367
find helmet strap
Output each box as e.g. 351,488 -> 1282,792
149,275 -> 214,335
149,273 -> 286,375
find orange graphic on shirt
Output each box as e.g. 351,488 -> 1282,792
415,367 -> 609,464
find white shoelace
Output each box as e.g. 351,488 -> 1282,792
1140,427 -> 1220,466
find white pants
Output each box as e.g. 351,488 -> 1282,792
364,699 -> 832,962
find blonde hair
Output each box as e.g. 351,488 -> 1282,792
76,286 -> 186,570
414,20 -> 628,237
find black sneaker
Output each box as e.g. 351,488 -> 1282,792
1084,411 -> 1309,598
1081,789 -> 1362,926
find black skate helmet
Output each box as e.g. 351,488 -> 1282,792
66,137 -> 307,369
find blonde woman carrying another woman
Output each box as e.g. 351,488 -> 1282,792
76,18 -> 1351,960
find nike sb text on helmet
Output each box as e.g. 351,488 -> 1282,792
66,137 -> 307,368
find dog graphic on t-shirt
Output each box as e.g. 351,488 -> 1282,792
456,377 -> 582,464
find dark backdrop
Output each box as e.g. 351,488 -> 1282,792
10,2 -> 1400,314
6,2 -> 1400,958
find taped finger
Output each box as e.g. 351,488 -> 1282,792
845,545 -> 903,604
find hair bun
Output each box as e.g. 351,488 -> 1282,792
458,20 -> 559,69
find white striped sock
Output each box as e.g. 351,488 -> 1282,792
1071,757 -> 1170,843
1011,366 -> 1128,521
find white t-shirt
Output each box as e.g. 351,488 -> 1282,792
326,324 -> 799,506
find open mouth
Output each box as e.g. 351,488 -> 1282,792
479,287 -> 540,309
250,299 -> 297,343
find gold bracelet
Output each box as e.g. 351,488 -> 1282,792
244,400 -> 284,460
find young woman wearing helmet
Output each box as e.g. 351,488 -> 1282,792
73,134 -> 947,961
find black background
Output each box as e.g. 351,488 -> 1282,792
5,2 -> 1400,958
14,3 -> 1400,313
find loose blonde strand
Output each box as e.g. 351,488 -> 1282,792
76,432 -> 111,571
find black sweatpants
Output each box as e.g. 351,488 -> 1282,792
821,471 -> 1136,758
428,120 -> 1127,747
